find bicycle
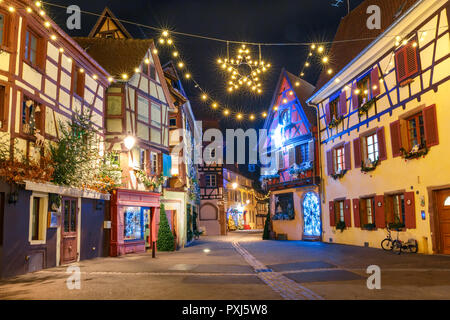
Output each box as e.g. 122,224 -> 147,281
392,234 -> 418,255
381,225 -> 394,251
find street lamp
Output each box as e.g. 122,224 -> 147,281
124,135 -> 136,150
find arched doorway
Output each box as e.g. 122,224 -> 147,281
302,192 -> 321,240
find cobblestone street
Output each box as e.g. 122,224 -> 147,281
1,232 -> 449,300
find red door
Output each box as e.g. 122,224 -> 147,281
61,198 -> 78,264
437,190 -> 450,254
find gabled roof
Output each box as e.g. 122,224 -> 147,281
73,37 -> 154,77
88,7 -> 132,39
264,69 -> 316,130
315,0 -> 418,90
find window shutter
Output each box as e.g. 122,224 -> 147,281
326,149 -> 334,176
404,192 -> 416,229
288,147 -> 295,167
339,90 -> 347,116
353,138 -> 361,168
308,140 -> 315,163
390,120 -> 403,157
325,103 -> 331,125
352,82 -> 359,110
422,104 -> 439,147
200,173 -> 206,187
370,66 -> 381,97
377,126 -> 387,161
395,47 -> 407,83
295,145 -> 302,164
278,151 -> 284,170
329,201 -> 336,227
344,199 -> 352,227
344,142 -> 351,170
374,195 -> 386,228
352,199 -> 361,228
405,44 -> 419,78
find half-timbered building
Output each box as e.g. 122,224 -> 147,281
261,69 -> 321,241
308,0 -> 450,254
163,61 -> 201,248
74,9 -> 172,256
0,0 -> 111,278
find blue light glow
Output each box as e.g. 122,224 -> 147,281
303,192 -> 321,236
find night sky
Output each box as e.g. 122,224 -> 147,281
45,0 -> 366,129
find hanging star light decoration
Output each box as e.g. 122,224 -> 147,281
217,44 -> 270,94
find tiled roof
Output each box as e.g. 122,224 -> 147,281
315,0 -> 419,91
73,37 -> 154,77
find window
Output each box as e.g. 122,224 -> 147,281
139,149 -> 146,170
390,105 -> 439,157
296,143 -> 309,164
279,109 -> 291,126
63,199 -> 77,233
0,11 -> 10,47
205,174 -> 217,187
24,29 -> 42,68
169,118 -> 177,127
334,146 -> 345,173
360,197 -> 375,226
137,96 -> 149,123
406,112 -> 425,149
124,207 -> 143,241
73,66 -> 85,98
365,133 -> 379,163
329,97 -> 339,121
149,65 -> 156,81
335,200 -> 345,222
29,195 -> 47,243
21,97 -> 42,135
395,41 -> 419,84
386,194 -> 405,225
151,103 -> 161,128
150,152 -> 158,174
107,95 -> 122,116
357,75 -> 371,106
0,85 -> 6,129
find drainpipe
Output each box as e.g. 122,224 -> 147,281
307,103 -> 323,199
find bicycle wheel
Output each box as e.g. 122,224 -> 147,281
381,238 -> 393,251
409,240 -> 418,253
392,240 -> 402,255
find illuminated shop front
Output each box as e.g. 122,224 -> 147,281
110,189 -> 160,256
226,207 -> 245,231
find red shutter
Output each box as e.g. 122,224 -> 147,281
325,103 -> 331,124
390,120 -> 402,157
374,195 -> 386,228
422,104 -> 439,147
326,149 -> 334,176
329,201 -> 336,227
371,66 -> 381,97
344,142 -> 351,170
352,199 -> 361,228
405,44 -> 419,78
344,199 -> 352,227
404,192 -> 416,229
339,90 -> 347,116
352,82 -> 359,110
353,138 -> 361,168
377,126 -> 387,161
395,47 -> 407,83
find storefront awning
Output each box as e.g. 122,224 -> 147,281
24,181 -> 111,201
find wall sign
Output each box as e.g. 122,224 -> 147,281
48,212 -> 59,228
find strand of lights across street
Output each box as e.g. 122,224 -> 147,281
38,1 -> 445,122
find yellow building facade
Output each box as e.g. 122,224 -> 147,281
308,0 -> 450,254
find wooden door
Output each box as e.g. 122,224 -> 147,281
61,198 -> 78,264
437,190 -> 450,254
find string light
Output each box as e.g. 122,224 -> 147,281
223,109 -> 230,116
35,1 -> 42,7
185,73 -> 191,79
8,6 -> 15,12
26,7 -> 33,13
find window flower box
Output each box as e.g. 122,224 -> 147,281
358,97 -> 376,116
361,157 -> 380,173
328,116 -> 344,129
331,168 -> 348,180
400,143 -> 428,161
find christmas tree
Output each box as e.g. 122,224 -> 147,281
157,204 -> 175,251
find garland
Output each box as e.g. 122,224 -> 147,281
331,169 -> 348,180
400,145 -> 429,160
361,158 -> 380,173
328,116 -> 344,129
135,169 -> 165,191
358,98 -> 376,116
